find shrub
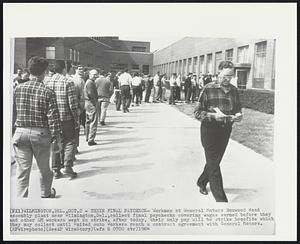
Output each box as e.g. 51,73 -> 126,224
238,89 -> 274,114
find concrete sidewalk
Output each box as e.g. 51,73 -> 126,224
11,102 -> 275,207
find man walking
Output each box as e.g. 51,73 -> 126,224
72,64 -> 86,152
113,72 -> 122,111
144,74 -> 152,103
131,72 -> 142,106
45,60 -> 79,179
153,71 -> 161,102
194,61 -> 243,202
118,69 -> 132,113
13,57 -> 61,198
84,69 -> 99,145
169,73 -> 177,105
95,70 -> 113,125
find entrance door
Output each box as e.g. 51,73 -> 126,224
236,70 -> 248,89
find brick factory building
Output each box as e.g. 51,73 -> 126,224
153,37 -> 275,90
14,36 -> 153,74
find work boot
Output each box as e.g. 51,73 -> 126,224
53,170 -> 62,179
61,167 -> 77,179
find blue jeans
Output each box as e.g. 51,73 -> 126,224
12,127 -> 53,198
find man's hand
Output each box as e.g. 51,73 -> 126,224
232,112 -> 243,122
52,137 -> 62,153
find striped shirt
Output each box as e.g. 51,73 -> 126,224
45,73 -> 79,127
13,79 -> 62,140
194,82 -> 242,122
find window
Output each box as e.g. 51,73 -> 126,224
132,46 -> 146,52
183,59 -> 187,75
132,64 -> 139,70
215,51 -> 222,72
77,51 -> 80,62
110,63 -> 128,71
73,49 -> 76,62
188,58 -> 192,73
237,45 -> 249,63
142,65 -> 149,75
253,41 -> 267,88
206,54 -> 213,74
193,57 -> 198,73
46,46 -> 55,59
199,55 -> 205,73
179,60 -> 182,75
225,49 -> 233,61
69,49 -> 73,61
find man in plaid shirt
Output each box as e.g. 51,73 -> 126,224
13,56 -> 62,198
194,60 -> 243,202
45,60 -> 79,179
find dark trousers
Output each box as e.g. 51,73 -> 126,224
175,86 -> 181,100
115,91 -> 121,110
132,85 -> 141,104
169,87 -> 176,105
185,87 -> 192,102
191,86 -> 197,102
52,120 -> 76,171
197,121 -> 232,202
80,110 -> 86,128
155,86 -> 162,101
144,86 -> 152,102
121,85 -> 131,111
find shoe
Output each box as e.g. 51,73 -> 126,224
123,110 -> 127,113
61,167 -> 78,179
53,170 -> 62,179
42,188 -> 56,198
88,140 -> 97,146
132,104 -> 135,107
100,121 -> 106,126
116,109 -> 121,111
126,108 -> 130,112
198,184 -> 208,195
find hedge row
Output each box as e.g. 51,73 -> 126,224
238,89 -> 274,114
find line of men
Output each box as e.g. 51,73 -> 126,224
11,57 -> 119,198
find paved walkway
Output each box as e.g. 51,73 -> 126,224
11,102 -> 274,208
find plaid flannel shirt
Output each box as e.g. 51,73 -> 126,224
45,73 -> 79,129
13,80 -> 62,140
194,82 -> 242,122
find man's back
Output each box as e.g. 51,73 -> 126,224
14,80 -> 61,134
45,73 -> 78,122
95,76 -> 112,98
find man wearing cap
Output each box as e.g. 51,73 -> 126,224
194,60 -> 243,202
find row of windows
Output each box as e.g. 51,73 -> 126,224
70,48 -> 80,62
109,63 -> 150,74
154,42 -> 267,77
45,46 -> 80,62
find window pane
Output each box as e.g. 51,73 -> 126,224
225,49 -> 233,61
45,46 -> 55,59
237,45 -> 249,63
